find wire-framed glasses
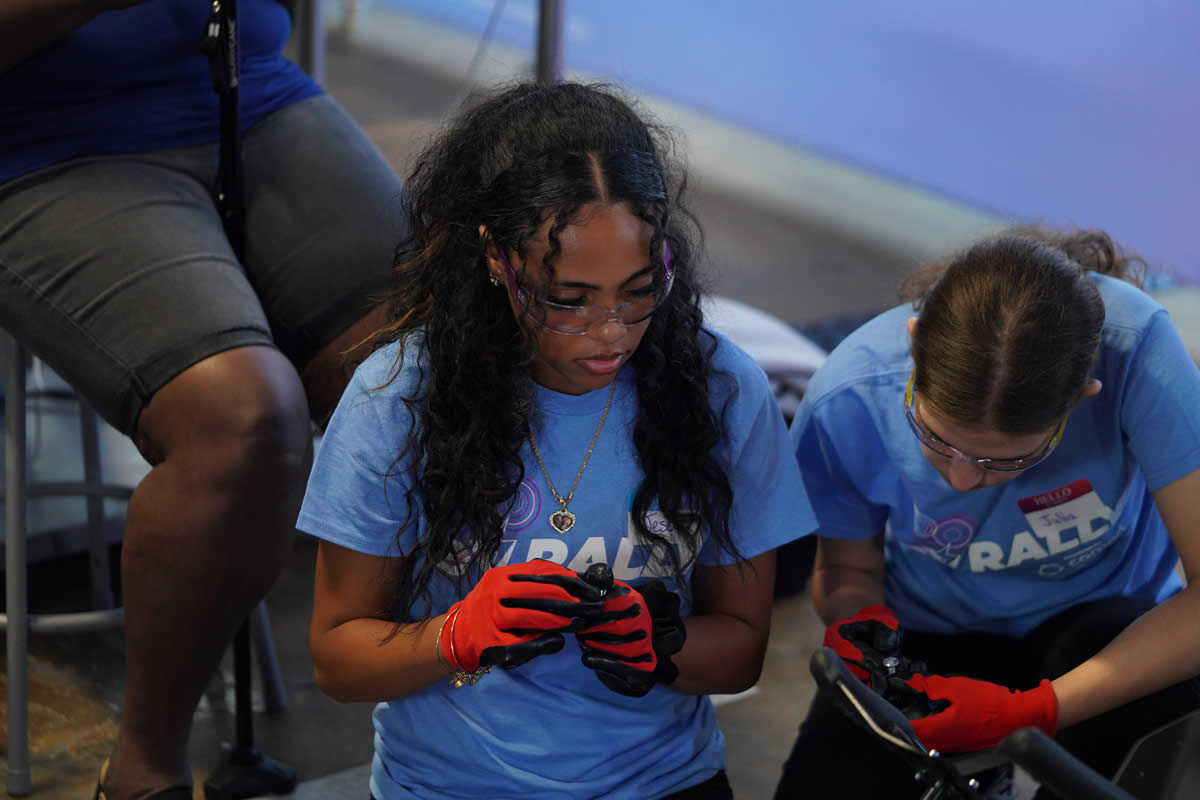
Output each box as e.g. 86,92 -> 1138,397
494,242 -> 674,335
904,371 -> 1068,473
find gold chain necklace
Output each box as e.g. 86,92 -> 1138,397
527,379 -> 617,535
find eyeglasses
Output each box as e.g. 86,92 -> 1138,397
494,243 -> 674,335
904,372 -> 1068,473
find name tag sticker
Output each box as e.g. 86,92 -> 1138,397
1018,479 -> 1110,544
1017,479 -> 1095,514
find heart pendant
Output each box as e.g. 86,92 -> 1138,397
549,509 -> 576,535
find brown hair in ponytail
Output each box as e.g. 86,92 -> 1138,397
901,226 -> 1145,435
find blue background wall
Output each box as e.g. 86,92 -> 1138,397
382,1 -> 1198,278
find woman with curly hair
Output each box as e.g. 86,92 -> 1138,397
298,80 -> 815,799
777,227 -> 1200,798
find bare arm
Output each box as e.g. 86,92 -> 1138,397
668,550 -> 777,695
1050,467 -> 1200,728
0,0 -> 149,74
309,540 -> 451,703
810,533 -> 886,626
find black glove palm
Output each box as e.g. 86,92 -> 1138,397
574,564 -> 687,697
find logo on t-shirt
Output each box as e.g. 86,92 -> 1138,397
907,479 -> 1121,578
913,513 -> 978,561
503,477 -> 542,534
495,507 -> 697,583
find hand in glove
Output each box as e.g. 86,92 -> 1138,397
574,564 -> 686,698
637,579 -> 687,685
823,604 -> 902,682
440,559 -> 607,673
889,673 -> 1058,753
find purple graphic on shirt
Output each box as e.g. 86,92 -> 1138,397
915,514 -> 978,558
505,478 -> 542,533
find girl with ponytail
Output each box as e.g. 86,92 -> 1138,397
778,226 -> 1200,798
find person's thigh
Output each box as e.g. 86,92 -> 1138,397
660,769 -> 733,800
903,628 -> 1042,689
1026,595 -> 1155,678
774,691 -> 922,800
0,152 -> 275,436
240,94 -> 405,369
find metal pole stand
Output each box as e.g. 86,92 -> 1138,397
201,3 -> 296,796
535,0 -> 563,84
202,622 -> 297,799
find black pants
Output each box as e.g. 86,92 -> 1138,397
368,768 -> 732,800
662,769 -> 733,799
774,596 -> 1200,799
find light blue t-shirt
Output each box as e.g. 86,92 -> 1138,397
298,329 -> 815,799
791,274 -> 1200,637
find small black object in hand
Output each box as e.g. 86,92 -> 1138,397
581,563 -> 615,596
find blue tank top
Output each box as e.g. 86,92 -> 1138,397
0,0 -> 320,185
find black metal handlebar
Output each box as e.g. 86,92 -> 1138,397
809,647 -> 1136,800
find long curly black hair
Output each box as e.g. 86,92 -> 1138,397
367,81 -> 739,621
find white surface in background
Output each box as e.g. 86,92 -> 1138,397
1156,287 -> 1200,366
710,686 -> 759,708
705,296 -> 826,378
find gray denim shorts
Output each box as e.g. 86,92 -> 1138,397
0,94 -> 405,435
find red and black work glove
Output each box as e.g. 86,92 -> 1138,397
574,564 -> 686,698
888,673 -> 1058,753
441,559 -> 608,672
823,604 -> 903,683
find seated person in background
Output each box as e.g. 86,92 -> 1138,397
775,227 -> 1200,799
0,2 -> 405,797
300,80 -> 817,800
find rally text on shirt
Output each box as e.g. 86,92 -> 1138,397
904,478 -> 1124,576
